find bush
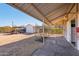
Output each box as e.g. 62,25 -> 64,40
0,26 -> 16,33
50,28 -> 63,34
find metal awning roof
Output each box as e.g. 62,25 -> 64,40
8,3 -> 75,25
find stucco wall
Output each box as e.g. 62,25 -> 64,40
65,20 -> 71,43
76,14 -> 79,50
26,25 -> 35,33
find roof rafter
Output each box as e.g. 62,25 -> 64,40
46,4 -> 66,17
66,3 -> 75,15
50,3 -> 75,22
8,3 -> 51,25
50,13 -> 66,22
31,3 -> 53,25
65,3 -> 75,21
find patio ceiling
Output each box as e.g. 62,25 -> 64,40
8,3 -> 75,25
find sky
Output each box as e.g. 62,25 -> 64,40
0,3 -> 43,27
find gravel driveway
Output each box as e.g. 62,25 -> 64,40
0,34 -> 43,56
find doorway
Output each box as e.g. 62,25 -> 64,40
71,19 -> 76,46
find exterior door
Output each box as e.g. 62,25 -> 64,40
71,20 -> 76,46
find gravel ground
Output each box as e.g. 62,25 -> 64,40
0,33 -> 35,46
0,34 -> 43,56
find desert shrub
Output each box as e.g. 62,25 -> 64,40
50,28 -> 63,34
0,26 -> 16,33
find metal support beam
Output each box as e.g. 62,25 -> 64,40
50,13 -> 66,21
65,4 -> 75,22
65,14 -> 69,22
76,3 -> 78,20
10,4 -> 51,25
76,3 -> 78,27
42,18 -> 45,45
50,4 -> 75,22
31,4 -> 46,45
21,4 -> 32,11
14,3 -> 31,11
31,3 -> 53,25
46,4 -> 67,17
66,3 -> 75,15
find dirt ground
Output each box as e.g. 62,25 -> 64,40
0,33 -> 42,56
0,33 -> 35,46
0,33 -> 64,56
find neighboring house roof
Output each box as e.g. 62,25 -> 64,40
26,24 -> 35,28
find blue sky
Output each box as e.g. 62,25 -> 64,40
0,3 -> 42,26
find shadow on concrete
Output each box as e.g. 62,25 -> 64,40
32,36 -> 79,56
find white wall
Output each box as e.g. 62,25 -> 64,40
76,14 -> 79,50
26,25 -> 35,33
76,38 -> 79,50
65,14 -> 79,50
65,20 -> 71,43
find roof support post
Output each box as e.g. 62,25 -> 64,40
66,14 -> 69,22
42,18 -> 45,45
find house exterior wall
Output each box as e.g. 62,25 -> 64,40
76,14 -> 79,50
26,24 -> 35,33
65,16 -> 79,50
65,20 -> 71,43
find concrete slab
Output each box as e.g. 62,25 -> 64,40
32,36 -> 79,56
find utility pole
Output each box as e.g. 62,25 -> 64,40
12,20 -> 14,27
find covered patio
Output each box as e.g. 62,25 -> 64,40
4,3 -> 79,55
